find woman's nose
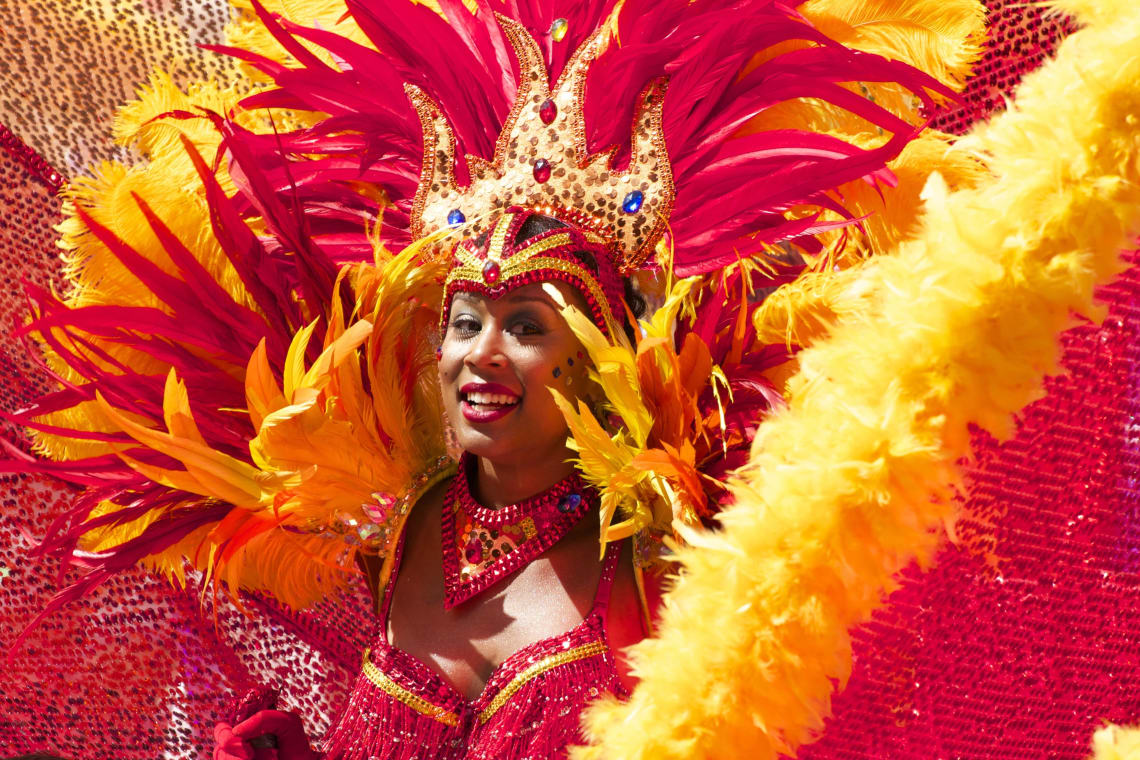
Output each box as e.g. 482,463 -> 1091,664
465,324 -> 505,367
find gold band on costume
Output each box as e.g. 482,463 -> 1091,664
360,640 -> 609,726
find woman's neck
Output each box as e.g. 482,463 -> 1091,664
471,452 -> 576,508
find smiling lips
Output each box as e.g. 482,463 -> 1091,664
459,382 -> 521,422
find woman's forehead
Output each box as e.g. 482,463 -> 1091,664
449,282 -> 586,311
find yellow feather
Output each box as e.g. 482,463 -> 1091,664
1088,725 -> 1140,760
283,320 -> 319,400
244,340 -> 286,431
97,391 -> 268,506
299,319 -> 374,390
578,2 -> 1140,757
799,0 -> 987,93
162,369 -> 207,446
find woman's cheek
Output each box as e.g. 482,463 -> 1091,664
544,351 -> 589,403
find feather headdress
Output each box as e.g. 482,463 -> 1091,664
7,0 -> 983,636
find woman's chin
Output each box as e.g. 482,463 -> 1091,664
453,421 -> 568,467
453,425 -> 521,462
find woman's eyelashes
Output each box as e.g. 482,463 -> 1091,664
449,314 -> 481,337
448,311 -> 547,339
506,315 -> 545,336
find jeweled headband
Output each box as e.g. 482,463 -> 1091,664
441,208 -> 625,336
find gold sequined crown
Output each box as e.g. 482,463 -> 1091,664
407,15 -> 674,273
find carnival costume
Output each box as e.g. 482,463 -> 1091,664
5,0 -> 1140,758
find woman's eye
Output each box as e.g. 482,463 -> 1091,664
508,319 -> 544,336
450,316 -> 480,335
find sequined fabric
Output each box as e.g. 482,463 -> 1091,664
3,3 -> 1140,758
321,545 -> 627,759
0,0 -> 236,176
410,17 -> 672,270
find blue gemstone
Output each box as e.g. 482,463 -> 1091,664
621,190 -> 644,214
447,209 -> 466,227
558,493 -> 582,513
552,366 -> 561,378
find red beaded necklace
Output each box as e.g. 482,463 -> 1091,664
441,454 -> 595,609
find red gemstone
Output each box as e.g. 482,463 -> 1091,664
482,259 -> 501,283
533,158 -> 551,183
539,99 -> 557,124
464,537 -> 483,564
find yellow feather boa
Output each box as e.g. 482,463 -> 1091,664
1090,725 -> 1140,760
576,2 -> 1140,757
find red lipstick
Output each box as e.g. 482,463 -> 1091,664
459,382 -> 521,423
460,382 -> 519,397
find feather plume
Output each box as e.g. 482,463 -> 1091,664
11,94 -> 450,626
549,270 -> 784,550
577,2 -> 1140,757
800,0 -> 986,93
206,0 -> 971,281
1088,725 -> 1140,760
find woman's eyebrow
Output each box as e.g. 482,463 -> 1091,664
502,293 -> 557,307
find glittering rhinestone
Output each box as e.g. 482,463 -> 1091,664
465,537 -> 484,564
558,493 -> 582,513
533,158 -> 551,183
539,98 -> 557,124
447,208 -> 465,227
550,17 -> 568,42
482,259 -> 501,284
622,190 -> 644,213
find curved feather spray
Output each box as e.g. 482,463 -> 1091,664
576,4 -> 1140,757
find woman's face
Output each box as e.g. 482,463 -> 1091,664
438,282 -> 591,466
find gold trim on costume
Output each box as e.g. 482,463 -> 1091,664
361,648 -> 462,727
477,640 -> 608,724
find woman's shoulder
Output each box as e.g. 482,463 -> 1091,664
359,469 -> 456,614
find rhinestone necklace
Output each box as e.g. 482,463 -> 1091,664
441,454 -> 595,609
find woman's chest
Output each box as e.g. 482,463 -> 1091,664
385,504 -> 606,700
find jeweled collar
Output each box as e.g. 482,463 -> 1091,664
441,454 -> 595,609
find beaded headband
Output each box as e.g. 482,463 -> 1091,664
441,208 -> 624,337
408,14 -> 674,276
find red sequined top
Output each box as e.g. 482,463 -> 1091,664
320,542 -> 628,759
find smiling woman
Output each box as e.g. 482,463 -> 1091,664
301,209 -> 652,758
5,0 -> 998,758
441,283 -> 588,471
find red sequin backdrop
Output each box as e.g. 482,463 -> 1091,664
2,3 -> 1137,758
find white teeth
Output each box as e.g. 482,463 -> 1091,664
465,391 -> 518,406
